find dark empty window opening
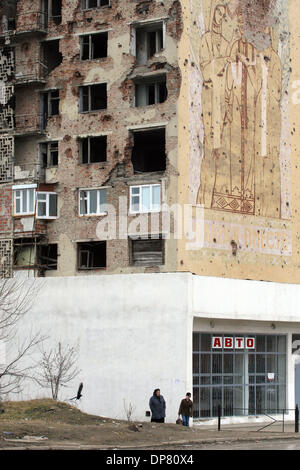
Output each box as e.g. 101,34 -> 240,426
40,141 -> 59,168
42,40 -> 62,75
135,23 -> 164,65
38,243 -> 58,271
51,0 -> 62,25
41,90 -> 60,129
79,84 -> 107,112
131,128 -> 166,173
130,237 -> 164,267
80,136 -> 107,164
135,76 -> 167,107
78,241 -> 106,270
80,32 -> 108,60
81,0 -> 110,9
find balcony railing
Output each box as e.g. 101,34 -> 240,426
14,61 -> 48,85
0,11 -> 48,36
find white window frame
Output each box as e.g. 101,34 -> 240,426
78,188 -> 107,216
36,192 -> 58,219
129,184 -> 161,214
13,187 -> 36,216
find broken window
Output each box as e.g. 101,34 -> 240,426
135,76 -> 167,107
79,188 -> 107,216
80,32 -> 108,60
80,136 -> 107,164
13,186 -> 35,216
38,243 -> 58,270
81,0 -> 110,10
36,192 -> 58,219
130,184 -> 161,214
13,238 -> 36,268
134,22 -> 164,65
130,237 -> 164,266
42,40 -> 62,75
41,0 -> 62,25
41,90 -> 60,129
79,84 -> 107,112
131,128 -> 166,173
40,141 -> 59,168
78,241 -> 106,270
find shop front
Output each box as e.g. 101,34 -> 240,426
193,332 -> 287,418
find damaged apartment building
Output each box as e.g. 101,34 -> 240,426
0,0 -> 182,277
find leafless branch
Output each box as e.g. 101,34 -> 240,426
35,342 -> 81,400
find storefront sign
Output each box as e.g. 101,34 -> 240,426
212,336 -> 255,350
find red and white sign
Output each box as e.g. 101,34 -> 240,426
212,336 -> 255,350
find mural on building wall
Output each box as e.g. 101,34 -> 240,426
191,0 -> 290,221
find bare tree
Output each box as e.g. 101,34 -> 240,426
0,277 -> 45,398
36,342 -> 80,400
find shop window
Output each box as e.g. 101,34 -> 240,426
80,136 -> 107,163
51,0 -> 62,24
79,188 -> 107,216
81,0 -> 110,9
130,237 -> 164,266
40,141 -> 59,168
129,184 -> 161,214
131,128 -> 166,173
80,32 -> 108,60
79,84 -> 107,112
135,76 -> 167,107
77,241 -> 106,270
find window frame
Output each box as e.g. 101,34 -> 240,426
78,188 -> 107,216
13,187 -> 36,216
129,184 -> 161,214
81,0 -> 110,10
36,191 -> 58,219
80,32 -> 108,61
79,135 -> 107,164
40,141 -> 59,168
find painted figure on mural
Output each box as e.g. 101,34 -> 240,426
196,2 -> 229,208
197,0 -> 282,219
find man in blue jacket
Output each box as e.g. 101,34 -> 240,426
149,388 -> 166,423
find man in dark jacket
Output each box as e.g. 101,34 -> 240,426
178,392 -> 193,427
149,389 -> 166,423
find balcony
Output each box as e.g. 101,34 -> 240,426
14,163 -> 45,183
14,61 -> 48,86
0,11 -> 48,37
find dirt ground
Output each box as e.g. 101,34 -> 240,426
0,399 -> 200,449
